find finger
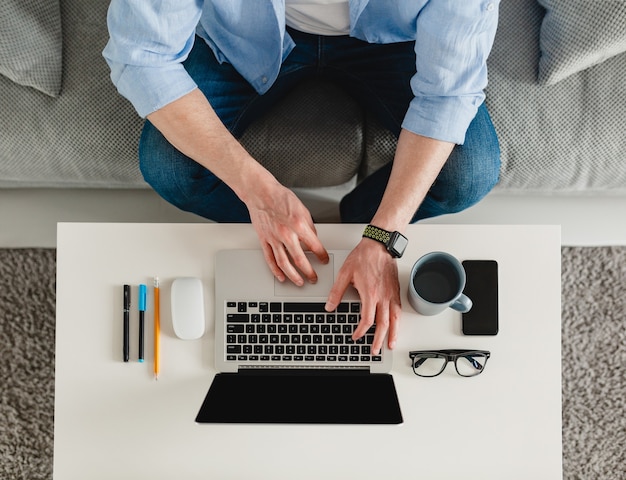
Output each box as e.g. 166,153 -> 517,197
325,269 -> 352,311
284,243 -> 318,284
297,222 -> 329,265
370,303 -> 390,356
260,243 -> 285,283
272,243 -> 305,287
352,296 -> 376,344
387,302 -> 401,350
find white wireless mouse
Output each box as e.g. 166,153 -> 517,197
171,277 -> 205,340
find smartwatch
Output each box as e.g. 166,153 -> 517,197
362,225 -> 408,258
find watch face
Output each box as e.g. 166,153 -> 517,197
389,232 -> 408,257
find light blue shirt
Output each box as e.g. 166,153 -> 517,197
103,0 -> 499,144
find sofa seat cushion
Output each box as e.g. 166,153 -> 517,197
240,80 -> 365,188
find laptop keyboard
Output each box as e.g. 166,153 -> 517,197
224,301 -> 382,366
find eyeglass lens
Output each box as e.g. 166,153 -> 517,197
455,354 -> 487,376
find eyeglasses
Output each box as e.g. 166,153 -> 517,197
409,349 -> 491,377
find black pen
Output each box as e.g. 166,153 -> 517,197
138,284 -> 147,363
123,284 -> 130,362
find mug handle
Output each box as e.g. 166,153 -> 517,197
451,294 -> 472,313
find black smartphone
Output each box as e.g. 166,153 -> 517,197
461,260 -> 499,335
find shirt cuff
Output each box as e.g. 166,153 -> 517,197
113,63 -> 198,118
401,94 -> 485,145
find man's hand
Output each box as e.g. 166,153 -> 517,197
246,179 -> 329,287
325,238 -> 402,355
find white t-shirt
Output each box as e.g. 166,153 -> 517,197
285,0 -> 350,36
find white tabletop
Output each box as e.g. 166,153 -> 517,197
54,223 -> 562,479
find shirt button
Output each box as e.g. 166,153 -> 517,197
262,76 -> 268,84
486,3 -> 495,11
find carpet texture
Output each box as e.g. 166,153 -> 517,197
0,247 -> 624,479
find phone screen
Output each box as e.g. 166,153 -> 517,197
461,260 -> 499,335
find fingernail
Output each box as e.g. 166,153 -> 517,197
389,341 -> 396,350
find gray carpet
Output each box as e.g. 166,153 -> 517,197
0,247 -> 624,479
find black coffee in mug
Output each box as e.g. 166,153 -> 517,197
412,259 -> 460,304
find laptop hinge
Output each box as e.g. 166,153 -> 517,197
237,367 -> 370,376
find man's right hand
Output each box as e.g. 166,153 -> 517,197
244,178 -> 329,287
146,89 -> 328,285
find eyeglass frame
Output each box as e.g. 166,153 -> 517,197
408,349 -> 491,377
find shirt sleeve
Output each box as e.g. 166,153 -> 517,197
102,0 -> 203,118
402,0 -> 500,145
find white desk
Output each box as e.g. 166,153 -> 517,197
54,223 -> 562,479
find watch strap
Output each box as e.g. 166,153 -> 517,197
362,225 -> 391,245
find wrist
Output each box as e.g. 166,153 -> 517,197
362,224 -> 408,258
235,162 -> 279,207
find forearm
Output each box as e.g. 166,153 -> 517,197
370,128 -> 454,232
146,88 -> 278,204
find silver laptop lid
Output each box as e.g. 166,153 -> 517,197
214,249 -> 392,374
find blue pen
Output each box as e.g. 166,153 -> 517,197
138,284 -> 147,363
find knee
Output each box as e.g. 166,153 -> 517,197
420,142 -> 500,219
441,160 -> 500,214
440,107 -> 501,213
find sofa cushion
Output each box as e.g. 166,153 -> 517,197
0,0 -> 63,97
537,0 -> 626,85
486,0 -> 626,193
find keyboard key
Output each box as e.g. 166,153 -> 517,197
284,302 -> 327,313
227,314 -> 249,323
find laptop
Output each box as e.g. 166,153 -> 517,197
195,249 -> 403,424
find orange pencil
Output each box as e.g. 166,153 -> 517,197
154,276 -> 160,380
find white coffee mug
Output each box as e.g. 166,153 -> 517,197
408,252 -> 473,316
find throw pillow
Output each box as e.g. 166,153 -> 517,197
0,0 -> 63,97
537,0 -> 626,85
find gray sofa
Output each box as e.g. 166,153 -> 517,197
1,0 -> 625,195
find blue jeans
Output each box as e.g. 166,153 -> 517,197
139,29 -> 500,223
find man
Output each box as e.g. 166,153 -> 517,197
103,0 -> 501,356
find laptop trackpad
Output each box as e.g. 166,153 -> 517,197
274,253 -> 335,297
195,370 -> 403,424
